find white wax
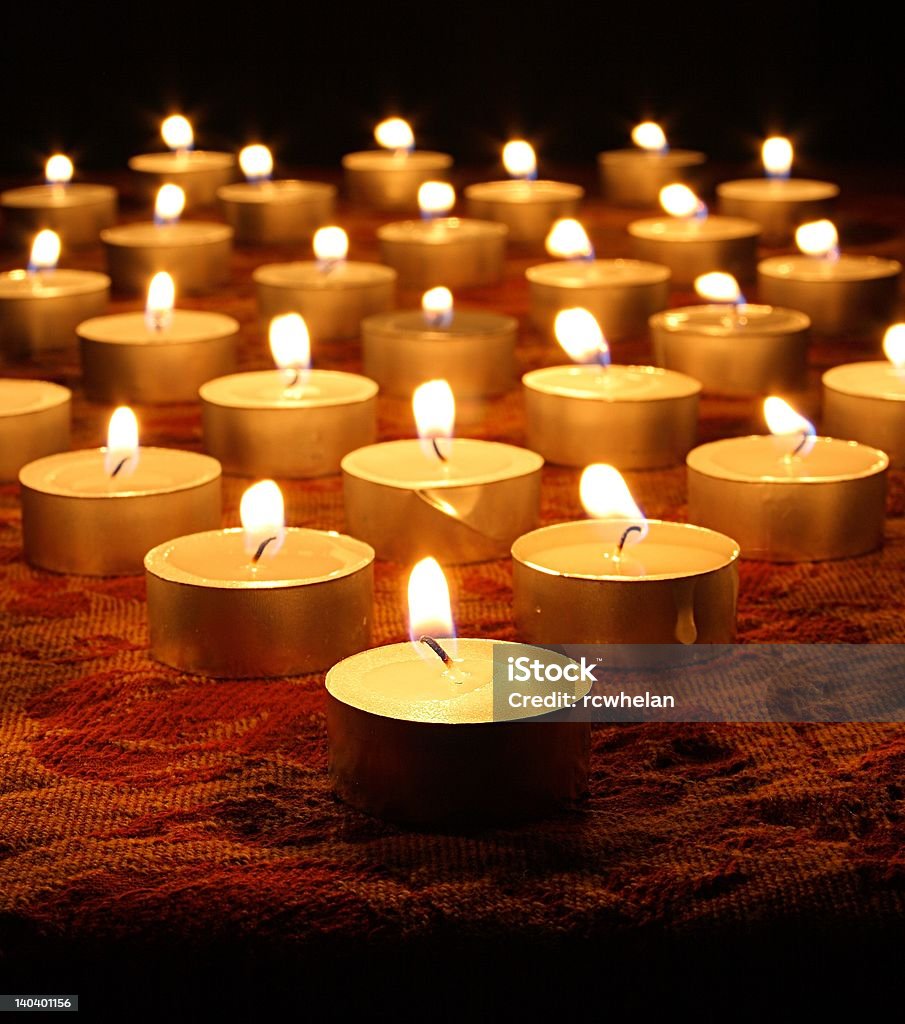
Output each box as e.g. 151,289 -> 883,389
465,180 -> 583,204
1,183 -> 115,210
523,364 -> 699,401
823,362 -> 905,401
342,438 -> 542,488
342,151 -> 451,172
200,369 -> 377,409
657,303 -> 809,337
0,379 -> 70,415
526,259 -> 670,289
370,309 -> 511,338
149,527 -> 373,586
217,180 -> 334,205
253,260 -> 394,290
101,223 -> 232,248
0,269 -> 109,299
687,435 -> 888,483
717,178 -> 838,203
129,151 -> 235,174
19,447 -> 221,496
77,310 -> 237,345
629,216 -> 759,242
758,254 -> 901,283
378,217 -> 505,245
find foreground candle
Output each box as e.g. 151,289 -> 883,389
512,464 -> 739,644
145,479 -> 374,677
254,226 -> 396,341
649,272 -> 811,395
342,117 -> 453,210
201,313 -> 377,477
1,154 -> 117,248
0,379 -> 71,482
20,407 -> 221,575
822,324 -> 905,468
327,557 -> 590,824
687,397 -> 888,561
78,273 -> 239,403
523,308 -> 699,468
0,230 -> 110,360
342,380 -> 543,562
597,122 -> 706,207
217,144 -> 336,244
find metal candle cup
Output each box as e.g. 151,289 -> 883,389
686,436 -> 888,561
0,380 -> 71,482
377,218 -> 508,290
217,180 -> 337,245
717,178 -> 839,245
341,438 -> 543,564
597,149 -> 706,207
463,180 -> 584,246
200,370 -> 378,478
1,184 -> 117,248
823,363 -> 905,468
101,222 -> 233,295
342,150 -> 453,210
628,215 -> 761,286
649,304 -> 811,396
128,151 -> 237,208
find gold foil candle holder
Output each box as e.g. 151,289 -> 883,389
342,151 -> 453,210
128,152 -> 237,208
377,218 -> 508,290
0,380 -> 71,482
463,180 -> 584,247
822,361 -> 905,469
717,179 -> 838,245
217,180 -> 337,245
597,149 -> 706,207
628,216 -> 761,286
2,184 -> 117,248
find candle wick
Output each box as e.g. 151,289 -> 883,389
109,457 -> 129,478
287,369 -> 300,389
792,430 -> 809,457
419,635 -> 452,667
617,525 -> 643,556
431,437 -> 447,462
252,536 -> 278,563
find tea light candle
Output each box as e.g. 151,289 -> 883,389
0,231 -> 110,360
822,324 -> 905,468
0,379 -> 71,482
512,464 -> 739,644
145,479 -> 374,678
716,137 -> 839,245
327,557 -> 590,825
523,308 -> 699,468
361,287 -> 517,399
687,397 -> 888,561
758,220 -> 901,338
1,154 -> 117,248
526,218 -> 670,341
597,122 -> 706,207
129,115 -> 236,208
342,380 -> 543,563
217,144 -> 337,245
102,185 -> 233,295
649,272 -> 811,395
254,226 -> 396,341
463,140 -> 584,246
20,406 -> 222,576
78,272 -> 239,404
628,185 -> 760,285
377,182 -> 507,290
342,117 -> 453,210
201,313 -> 378,478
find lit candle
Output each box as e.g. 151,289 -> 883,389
512,464 -> 739,643
523,307 -> 700,468
597,121 -> 706,207
129,114 -> 236,208
145,478 -> 374,677
326,557 -> 591,824
77,272 -> 239,404
716,137 -> 839,244
628,184 -> 761,285
342,379 -> 543,562
361,285 -> 517,399
20,406 -> 222,575
686,397 -> 888,561
463,139 -> 584,246
254,225 -> 396,341
0,379 -> 70,482
377,181 -> 508,290
758,219 -> 901,338
822,323 -> 905,468
216,143 -> 337,245
342,116 -> 453,210
1,153 -> 117,248
526,217 -> 670,341
0,230 -> 109,360
200,312 -> 378,477
649,271 -> 811,395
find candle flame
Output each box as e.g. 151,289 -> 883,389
374,117 -> 414,153
660,183 -> 705,219
269,313 -> 311,376
545,218 -> 594,260
28,229 -> 61,273
145,272 -> 175,332
632,122 -> 667,153
580,464 -> 648,544
239,144 -> 273,183
418,181 -> 455,218
313,226 -> 349,266
45,154 -> 73,185
764,396 -> 816,458
413,379 -> 455,459
161,115 -> 193,152
554,308 -> 609,366
695,272 -> 742,304
239,480 -> 286,560
762,136 -> 793,179
883,324 -> 905,369
154,184 -> 185,226
502,139 -> 537,179
104,406 -> 140,479
408,556 -> 455,643
796,219 -> 838,259
422,286 -> 454,328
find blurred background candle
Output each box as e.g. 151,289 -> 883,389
1,154 -> 117,248
217,143 -> 336,245
254,226 -> 396,341
0,379 -> 71,482
597,122 -> 706,207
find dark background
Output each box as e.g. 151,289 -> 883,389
1,4 -> 899,176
